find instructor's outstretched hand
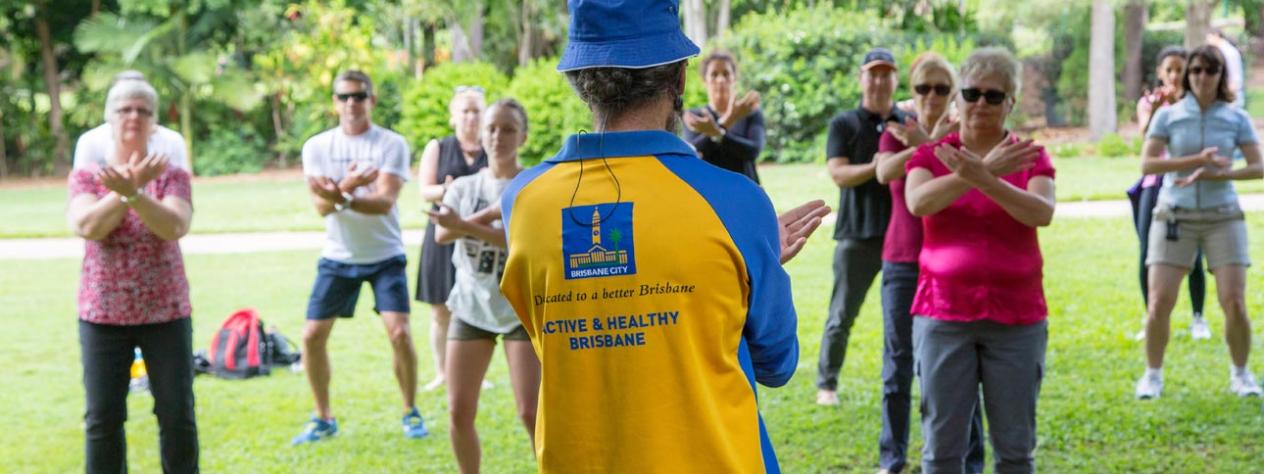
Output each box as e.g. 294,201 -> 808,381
778,199 -> 830,264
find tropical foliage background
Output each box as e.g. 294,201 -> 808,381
1,0 -> 1261,175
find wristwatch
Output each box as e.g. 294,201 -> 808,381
118,189 -> 143,206
334,191 -> 355,212
709,126 -> 727,143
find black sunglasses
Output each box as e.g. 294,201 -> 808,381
1188,66 -> 1221,76
914,84 -> 953,96
960,88 -> 1007,105
335,92 -> 370,102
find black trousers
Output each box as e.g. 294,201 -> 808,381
817,237 -> 884,390
80,318 -> 199,474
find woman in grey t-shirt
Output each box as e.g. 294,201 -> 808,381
429,99 -> 539,472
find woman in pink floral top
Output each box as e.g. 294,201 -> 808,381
66,77 -> 197,473
904,48 -> 1053,474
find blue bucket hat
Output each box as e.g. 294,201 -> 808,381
557,0 -> 701,72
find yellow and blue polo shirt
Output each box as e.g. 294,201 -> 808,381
499,130 -> 798,473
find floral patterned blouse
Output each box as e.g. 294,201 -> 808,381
69,166 -> 192,325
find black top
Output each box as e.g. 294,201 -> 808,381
683,106 -> 766,184
825,105 -> 908,240
434,136 -> 487,209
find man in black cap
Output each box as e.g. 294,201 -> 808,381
817,48 -> 906,406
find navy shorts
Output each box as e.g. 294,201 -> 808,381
307,254 -> 411,320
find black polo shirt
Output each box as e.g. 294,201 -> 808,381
825,105 -> 907,240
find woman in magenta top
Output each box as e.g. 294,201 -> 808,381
872,52 -> 983,474
66,78 -> 197,473
904,47 -> 1053,474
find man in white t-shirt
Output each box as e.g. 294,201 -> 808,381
292,70 -> 429,445
1207,29 -> 1246,108
73,71 -> 190,171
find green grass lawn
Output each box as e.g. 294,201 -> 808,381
6,156 -> 1264,238
3,212 -> 1263,472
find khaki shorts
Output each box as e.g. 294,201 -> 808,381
448,317 -> 530,342
1147,204 -> 1250,270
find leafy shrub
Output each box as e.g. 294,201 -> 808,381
1096,133 -> 1136,158
717,6 -> 976,163
195,128 -> 269,176
505,58 -> 591,166
1050,142 -> 1085,159
397,62 -> 509,161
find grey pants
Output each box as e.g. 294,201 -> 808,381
817,237 -> 884,390
914,317 -> 1047,474
881,262 -> 984,473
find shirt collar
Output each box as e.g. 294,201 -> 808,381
1178,94 -> 1228,114
858,104 -> 903,123
547,130 -> 696,163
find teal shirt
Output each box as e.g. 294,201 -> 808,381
1147,95 -> 1259,209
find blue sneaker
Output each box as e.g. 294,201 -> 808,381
292,416 -> 337,445
402,408 -> 428,439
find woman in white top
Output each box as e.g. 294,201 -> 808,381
429,99 -> 538,473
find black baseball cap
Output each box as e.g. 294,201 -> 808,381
861,48 -> 897,71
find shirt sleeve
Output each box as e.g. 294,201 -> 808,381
1236,111 -> 1259,146
160,168 -> 193,204
1146,108 -> 1171,140
739,189 -> 799,387
1028,148 -> 1056,180
165,129 -> 190,172
442,175 -> 466,213
382,133 -> 412,181
719,110 -> 766,163
68,169 -> 98,198
877,129 -> 905,154
301,136 -> 325,178
72,133 -> 94,170
825,114 -> 854,160
905,142 -> 940,174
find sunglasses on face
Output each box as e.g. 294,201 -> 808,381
455,85 -> 485,94
335,92 -> 370,102
914,84 -> 953,96
1188,66 -> 1222,76
114,106 -> 153,117
960,88 -> 1007,105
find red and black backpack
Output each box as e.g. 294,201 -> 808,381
208,309 -> 272,379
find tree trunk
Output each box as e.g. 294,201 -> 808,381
270,92 -> 287,167
91,0 -> 100,15
0,106 -> 8,179
683,0 -> 707,48
1089,0 -> 1117,140
1185,0 -> 1216,49
35,8 -> 69,169
518,0 -> 532,67
467,2 -> 484,59
715,0 -> 732,39
1123,0 -> 1147,105
422,21 -> 436,70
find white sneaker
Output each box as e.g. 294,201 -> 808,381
1230,372 -> 1262,397
1136,372 -> 1163,399
1190,316 -> 1211,340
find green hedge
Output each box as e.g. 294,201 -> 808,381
717,6 -> 974,163
396,62 -> 510,161
505,58 -> 592,166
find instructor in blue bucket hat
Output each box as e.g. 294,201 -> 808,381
498,0 -> 830,472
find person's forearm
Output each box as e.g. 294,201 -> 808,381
70,195 -> 128,240
721,129 -> 763,163
1142,153 -> 1207,174
907,175 -> 971,216
1215,161 -> 1264,181
875,149 -> 915,184
831,162 -> 877,188
435,219 -> 506,247
975,178 -> 1055,227
348,193 -> 396,215
129,195 -> 191,240
419,184 -> 446,202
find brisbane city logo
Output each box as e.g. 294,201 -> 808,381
562,203 -> 636,280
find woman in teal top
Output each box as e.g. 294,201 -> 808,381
1137,45 -> 1264,400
